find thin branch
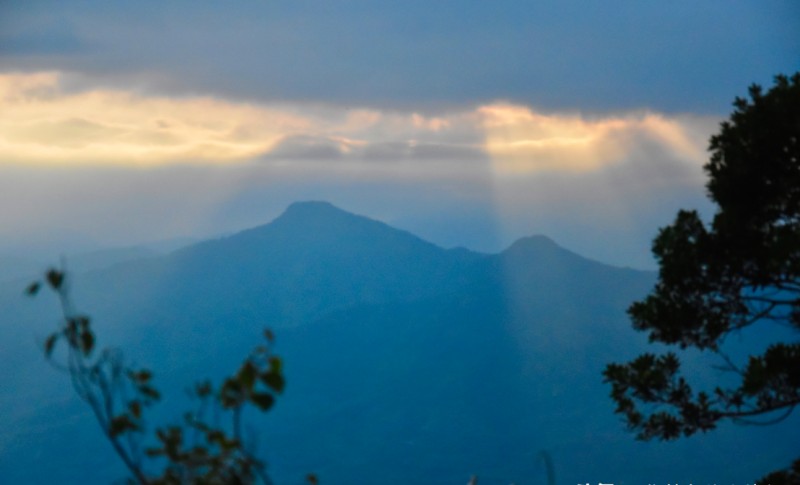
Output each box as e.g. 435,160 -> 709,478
712,350 -> 744,376
54,282 -> 150,485
720,399 -> 800,421
728,404 -> 797,426
721,302 -> 778,339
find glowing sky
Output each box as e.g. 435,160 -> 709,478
1,71 -> 712,173
1,1 -> 798,267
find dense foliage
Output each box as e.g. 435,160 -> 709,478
604,73 -> 800,482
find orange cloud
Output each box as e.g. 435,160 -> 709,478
479,103 -> 712,174
0,72 -> 715,175
0,72 -> 310,165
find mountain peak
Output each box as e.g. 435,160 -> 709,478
501,234 -> 592,266
264,200 -> 382,231
505,235 -> 561,253
283,200 -> 343,216
270,200 -> 360,227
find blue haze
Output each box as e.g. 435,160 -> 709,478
0,202 -> 795,484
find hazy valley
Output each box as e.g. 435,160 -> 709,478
0,202 -> 794,484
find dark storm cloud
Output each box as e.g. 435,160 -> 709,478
2,0 -> 798,113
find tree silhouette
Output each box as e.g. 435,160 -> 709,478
604,73 -> 800,483
27,267 -> 295,484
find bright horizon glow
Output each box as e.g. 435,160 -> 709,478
0,71 -> 720,267
0,72 -> 301,165
1,72 -> 714,176
480,104 -> 709,174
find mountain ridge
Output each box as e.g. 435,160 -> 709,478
172,201 -> 649,274
57,200 -> 654,333
5,201 -> 790,485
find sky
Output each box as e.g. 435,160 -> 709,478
1,1 -> 798,268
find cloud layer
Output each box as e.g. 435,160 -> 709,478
0,72 -> 306,164
479,104 -> 711,174
2,1 -> 796,112
0,71 -> 722,267
1,72 -> 716,177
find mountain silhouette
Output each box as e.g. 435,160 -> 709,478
1,202 -> 794,484
159,201 -> 479,324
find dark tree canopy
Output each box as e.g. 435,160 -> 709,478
604,73 -> 800,483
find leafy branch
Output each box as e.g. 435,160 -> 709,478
28,268 -> 292,484
604,72 -> 800,483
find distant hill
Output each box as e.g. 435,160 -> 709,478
0,236 -> 199,285
0,202 -> 795,484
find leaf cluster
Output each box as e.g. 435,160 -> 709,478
28,269 -> 290,485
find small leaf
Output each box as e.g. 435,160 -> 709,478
269,356 -> 282,373
25,282 -> 41,296
80,330 -> 95,355
263,329 -> 274,343
261,371 -> 285,393
219,435 -> 240,452
140,385 -> 161,401
45,269 -> 64,290
250,392 -> 275,411
307,473 -> 319,485
238,361 -> 257,390
109,415 -> 138,437
220,379 -> 243,408
129,369 -> 152,384
76,315 -> 90,330
160,427 -> 183,458
129,401 -> 142,419
44,334 -> 58,357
